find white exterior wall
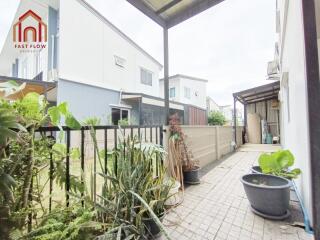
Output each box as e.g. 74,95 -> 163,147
0,0 -> 49,80
207,97 -> 220,113
159,75 -> 207,109
159,77 -> 181,102
58,0 -> 162,97
277,0 -> 313,223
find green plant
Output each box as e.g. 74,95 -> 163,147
258,150 -> 301,179
95,135 -> 172,239
118,119 -> 129,126
12,204 -> 101,240
208,110 -> 226,126
0,85 -> 82,236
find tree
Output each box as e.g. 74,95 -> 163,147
208,111 -> 226,126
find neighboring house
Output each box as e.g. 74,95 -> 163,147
206,96 -> 220,114
274,0 -> 320,231
0,0 -> 206,125
219,105 -> 243,126
159,74 -> 208,125
159,74 -> 207,109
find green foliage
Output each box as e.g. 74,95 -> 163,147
258,150 -> 301,179
0,106 -> 25,146
21,205 -> 99,240
0,82 -> 173,239
95,135 -> 172,239
118,119 -> 129,126
208,110 -> 226,126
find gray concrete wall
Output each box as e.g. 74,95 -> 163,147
57,79 -> 120,124
164,126 -> 243,168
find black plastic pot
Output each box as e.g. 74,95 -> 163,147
183,166 -> 200,184
251,166 -> 262,174
143,212 -> 165,237
241,174 -> 291,220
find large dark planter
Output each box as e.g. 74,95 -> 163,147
143,212 -> 165,237
183,166 -> 200,184
251,166 -> 262,174
241,174 -> 291,220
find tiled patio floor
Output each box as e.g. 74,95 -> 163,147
161,145 -> 313,240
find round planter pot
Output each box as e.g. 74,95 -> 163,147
165,181 -> 181,206
241,174 -> 291,220
183,166 -> 200,185
251,166 -> 262,174
143,212 -> 165,237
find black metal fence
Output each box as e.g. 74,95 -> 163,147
33,125 -> 163,217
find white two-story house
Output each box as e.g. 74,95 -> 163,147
0,0 -> 208,125
159,74 -> 207,109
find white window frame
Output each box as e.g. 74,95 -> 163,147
184,87 -> 191,99
140,67 -> 153,86
169,87 -> 175,98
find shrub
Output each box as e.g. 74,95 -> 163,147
208,111 -> 226,126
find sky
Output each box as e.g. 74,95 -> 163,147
0,0 -> 276,106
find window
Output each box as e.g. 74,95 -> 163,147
184,87 -> 191,99
111,108 -> 129,125
140,68 -> 153,86
169,87 -> 175,98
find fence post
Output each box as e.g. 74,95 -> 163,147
215,126 -> 221,160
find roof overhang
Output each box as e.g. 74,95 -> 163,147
126,0 -> 225,28
233,81 -> 280,105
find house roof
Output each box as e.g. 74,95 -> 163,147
233,81 -> 280,105
159,74 -> 209,83
126,0 -> 225,29
78,0 -> 163,68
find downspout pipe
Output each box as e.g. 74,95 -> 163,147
292,180 -> 314,234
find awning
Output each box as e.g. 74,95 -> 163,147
126,0 -> 225,28
233,81 -> 280,105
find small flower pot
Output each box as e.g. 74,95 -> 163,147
241,174 -> 291,220
143,211 -> 165,237
183,166 -> 200,185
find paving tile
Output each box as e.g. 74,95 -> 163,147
161,150 -> 314,240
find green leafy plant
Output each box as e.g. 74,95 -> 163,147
95,135 -> 172,239
258,150 -> 301,179
208,110 -> 226,126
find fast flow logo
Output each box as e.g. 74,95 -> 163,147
13,10 -> 47,50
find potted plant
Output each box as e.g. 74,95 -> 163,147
141,171 -> 173,237
242,150 -> 302,220
241,173 -> 291,220
258,150 -> 301,179
169,114 -> 200,185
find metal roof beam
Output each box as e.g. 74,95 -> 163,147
240,88 -> 279,99
126,0 -> 167,27
246,96 -> 278,104
243,93 -> 279,102
233,81 -> 280,98
156,0 -> 182,15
